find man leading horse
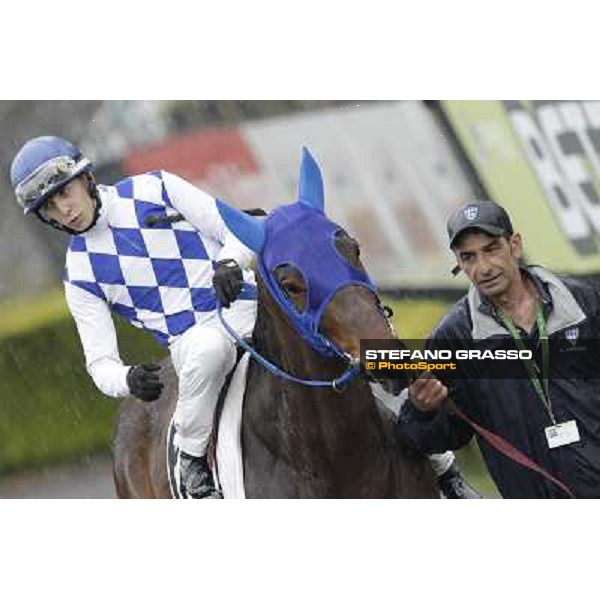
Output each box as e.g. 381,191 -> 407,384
11,136 -> 477,498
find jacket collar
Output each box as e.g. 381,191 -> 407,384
468,266 -> 586,339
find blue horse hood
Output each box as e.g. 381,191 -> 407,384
259,202 -> 375,356
216,147 -> 377,358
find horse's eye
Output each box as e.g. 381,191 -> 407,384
346,238 -> 361,264
282,281 -> 303,295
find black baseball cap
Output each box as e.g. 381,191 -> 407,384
447,200 -> 513,249
447,200 -> 514,275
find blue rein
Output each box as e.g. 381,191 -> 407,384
216,295 -> 361,392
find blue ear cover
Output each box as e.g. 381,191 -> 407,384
216,199 -> 266,252
297,147 -> 324,213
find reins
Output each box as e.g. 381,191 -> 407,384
446,398 -> 576,498
216,296 -> 360,392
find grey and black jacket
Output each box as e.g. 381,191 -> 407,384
395,266 -> 600,498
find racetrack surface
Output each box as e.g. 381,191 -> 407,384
0,452 -> 498,499
0,455 -> 115,499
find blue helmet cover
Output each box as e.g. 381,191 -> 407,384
11,136 -> 92,213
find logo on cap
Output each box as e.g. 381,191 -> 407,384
565,327 -> 579,345
464,206 -> 479,221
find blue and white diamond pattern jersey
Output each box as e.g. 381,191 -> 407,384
64,171 -> 255,346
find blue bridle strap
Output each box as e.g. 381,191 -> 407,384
216,291 -> 361,391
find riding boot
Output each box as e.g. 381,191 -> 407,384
437,461 -> 483,499
179,451 -> 223,499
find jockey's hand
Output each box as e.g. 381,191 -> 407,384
408,371 -> 448,412
213,259 -> 243,308
127,364 -> 163,402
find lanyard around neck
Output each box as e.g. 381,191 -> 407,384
497,301 -> 554,424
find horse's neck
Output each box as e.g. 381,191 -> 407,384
245,301 -> 396,497
249,292 -> 384,453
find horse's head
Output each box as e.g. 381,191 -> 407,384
218,148 -> 407,388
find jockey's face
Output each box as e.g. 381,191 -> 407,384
42,175 -> 95,232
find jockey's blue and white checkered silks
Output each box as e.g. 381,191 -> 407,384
64,171 -> 255,347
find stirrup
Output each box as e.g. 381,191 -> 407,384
180,452 -> 223,499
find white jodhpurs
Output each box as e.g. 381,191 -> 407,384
370,383 -> 456,478
169,300 -> 257,457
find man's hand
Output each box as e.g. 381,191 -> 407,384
213,259 -> 243,308
127,364 -> 163,402
408,371 -> 448,412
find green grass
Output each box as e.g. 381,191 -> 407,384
0,289 -> 166,474
0,288 -> 69,340
384,297 -> 451,339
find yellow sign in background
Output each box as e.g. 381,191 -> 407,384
442,100 -> 600,274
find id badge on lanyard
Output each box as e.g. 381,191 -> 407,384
545,420 -> 580,449
500,301 -> 581,450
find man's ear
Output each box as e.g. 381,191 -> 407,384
450,246 -> 463,276
509,232 -> 523,260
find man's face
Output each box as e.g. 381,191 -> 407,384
453,230 -> 522,298
42,176 -> 95,232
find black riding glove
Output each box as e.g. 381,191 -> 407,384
212,259 -> 243,308
126,364 -> 164,402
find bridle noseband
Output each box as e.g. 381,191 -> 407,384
217,283 -> 395,392
217,288 -> 361,392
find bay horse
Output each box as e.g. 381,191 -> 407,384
113,149 -> 437,498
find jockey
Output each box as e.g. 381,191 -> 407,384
11,136 -> 257,499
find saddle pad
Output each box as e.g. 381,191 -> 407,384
215,352 -> 250,498
167,352 -> 250,499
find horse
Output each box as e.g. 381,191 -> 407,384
113,149 -> 438,498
